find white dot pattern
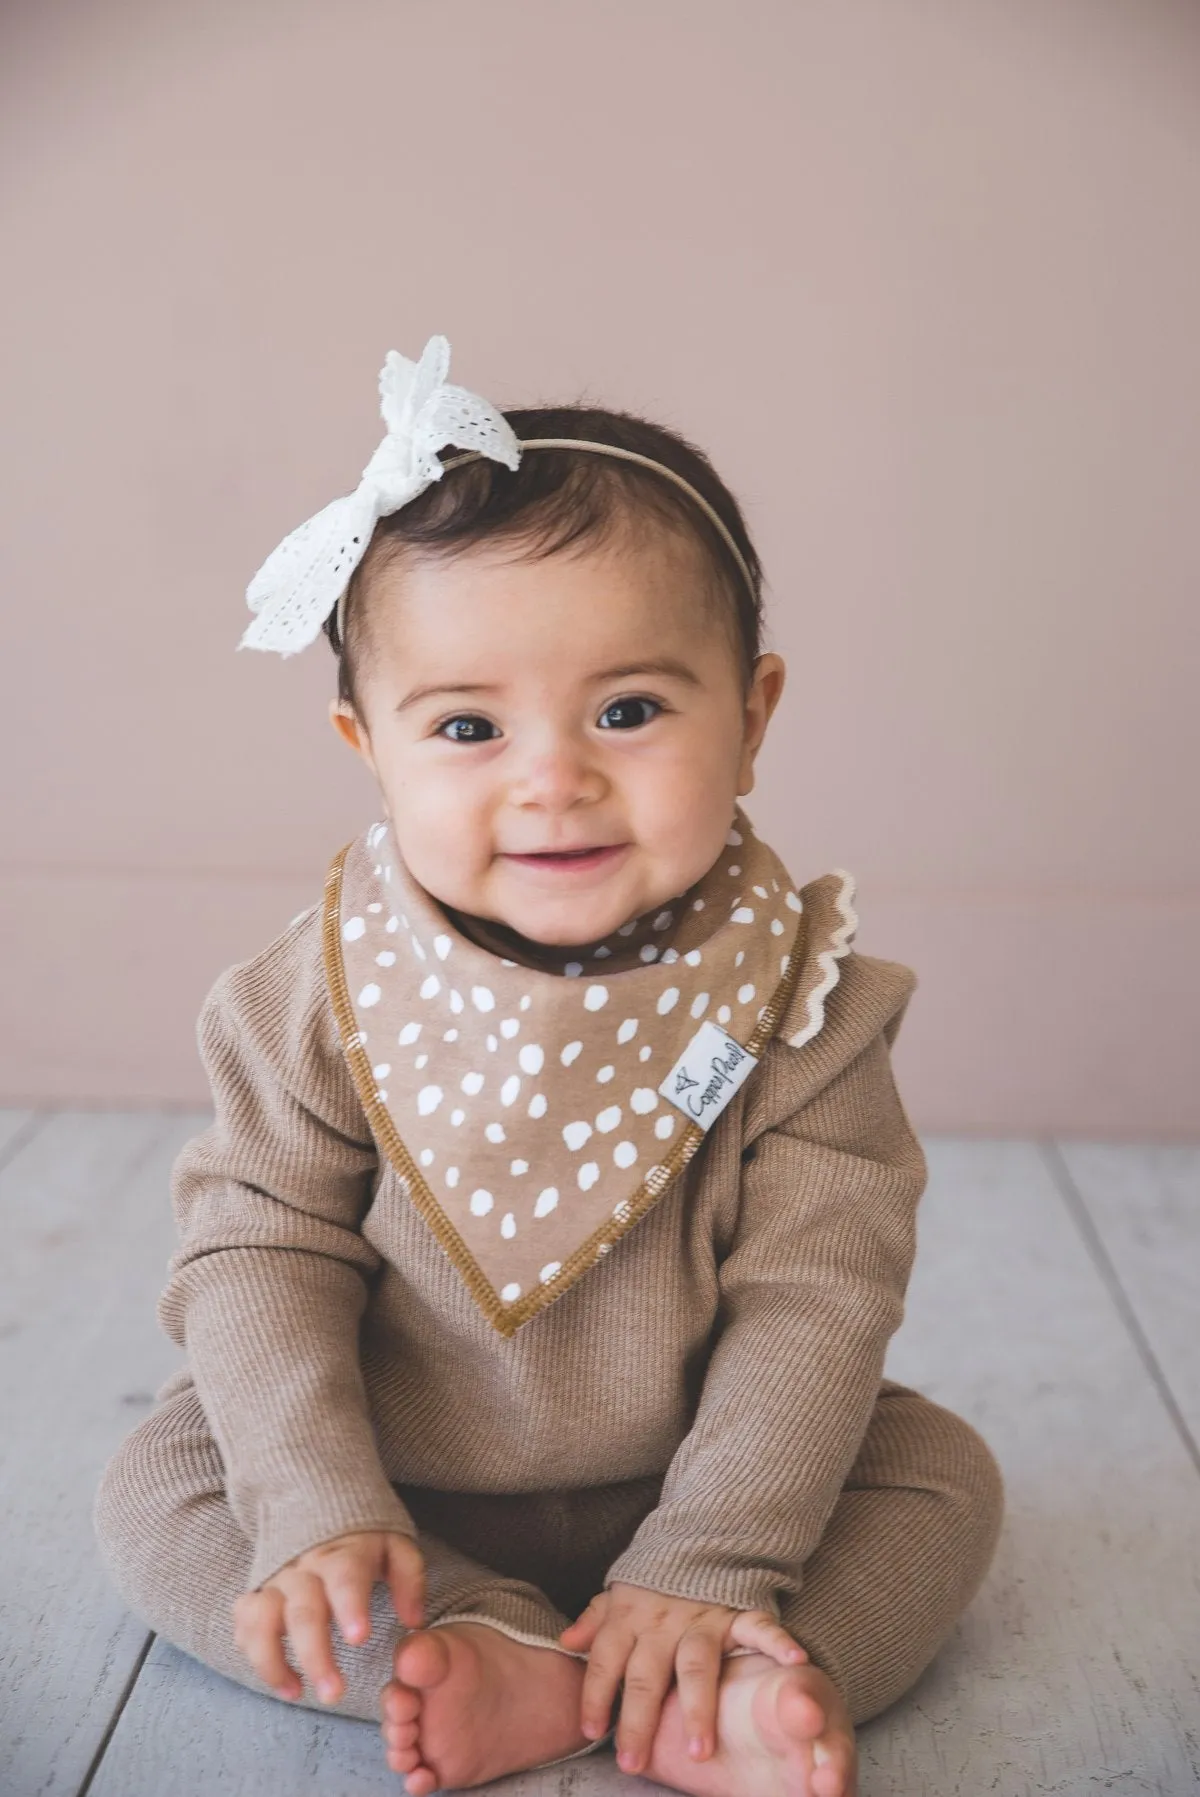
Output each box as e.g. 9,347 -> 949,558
338,812 -> 821,1317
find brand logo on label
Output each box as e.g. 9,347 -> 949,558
659,1020 -> 759,1131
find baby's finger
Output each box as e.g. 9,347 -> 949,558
673,1623 -> 723,1761
578,1618 -> 634,1740
613,1637 -> 676,1775
728,1607 -> 808,1665
282,1571 -> 343,1702
385,1533 -> 427,1631
322,1556 -> 375,1648
559,1592 -> 607,1652
233,1588 -> 300,1698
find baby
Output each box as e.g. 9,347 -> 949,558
95,338 -> 1004,1797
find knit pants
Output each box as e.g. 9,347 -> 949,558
94,1375 -> 1003,1735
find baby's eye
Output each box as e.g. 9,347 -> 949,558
597,697 -> 661,731
438,714 -> 499,743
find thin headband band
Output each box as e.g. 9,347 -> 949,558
333,437 -> 758,645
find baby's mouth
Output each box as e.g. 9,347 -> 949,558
502,844 -> 628,874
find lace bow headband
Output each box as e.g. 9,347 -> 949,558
239,334 -> 757,658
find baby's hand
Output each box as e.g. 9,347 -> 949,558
558,1580 -> 806,1776
233,1529 -> 426,1705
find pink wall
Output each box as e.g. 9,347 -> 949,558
2,0 -> 1198,1135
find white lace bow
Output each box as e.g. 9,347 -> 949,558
239,335 -> 522,656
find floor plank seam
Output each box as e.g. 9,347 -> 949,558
1041,1137 -> 1200,1480
0,1109 -> 51,1174
74,1630 -> 156,1797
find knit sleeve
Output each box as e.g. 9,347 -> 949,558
602,1025 -> 925,1617
156,908 -> 417,1590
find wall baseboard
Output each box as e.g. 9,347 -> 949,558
1,870 -> 1196,1137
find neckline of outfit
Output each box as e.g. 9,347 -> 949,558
442,883 -> 710,977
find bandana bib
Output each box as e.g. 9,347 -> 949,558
323,811 -> 816,1336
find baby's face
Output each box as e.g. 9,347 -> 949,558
333,531 -> 784,947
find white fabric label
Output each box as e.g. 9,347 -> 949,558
659,1021 -> 759,1131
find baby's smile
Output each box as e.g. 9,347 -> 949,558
499,841 -> 631,878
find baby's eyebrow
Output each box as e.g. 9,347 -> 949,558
393,661 -> 704,715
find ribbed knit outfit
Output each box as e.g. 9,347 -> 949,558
95,809 -> 1003,1744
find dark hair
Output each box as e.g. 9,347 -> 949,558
324,404 -> 764,714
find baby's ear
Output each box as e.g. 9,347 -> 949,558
329,700 -> 372,764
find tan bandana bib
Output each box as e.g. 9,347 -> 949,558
323,810 -> 818,1336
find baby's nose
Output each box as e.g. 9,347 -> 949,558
509,739 -> 605,810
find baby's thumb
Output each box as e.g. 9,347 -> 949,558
385,1533 -> 427,1631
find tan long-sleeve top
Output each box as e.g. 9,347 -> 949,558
156,856 -> 925,1609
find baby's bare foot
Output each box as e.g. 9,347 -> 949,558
379,1621 -> 588,1793
646,1651 -> 857,1797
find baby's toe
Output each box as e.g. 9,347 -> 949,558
393,1627 -> 453,1689
381,1676 -> 422,1722
382,1716 -> 420,1751
385,1740 -> 424,1774
401,1767 -> 441,1797
812,1733 -> 857,1797
775,1673 -> 828,1742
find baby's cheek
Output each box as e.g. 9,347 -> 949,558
390,794 -> 489,913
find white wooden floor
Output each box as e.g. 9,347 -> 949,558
1,1111 -> 1197,1796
